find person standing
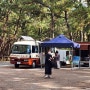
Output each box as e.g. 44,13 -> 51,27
55,51 -> 60,69
44,49 -> 53,78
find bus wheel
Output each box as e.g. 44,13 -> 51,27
32,61 -> 36,68
15,64 -> 19,68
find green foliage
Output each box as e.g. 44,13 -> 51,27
0,0 -> 90,56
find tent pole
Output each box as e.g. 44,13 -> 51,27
71,47 -> 73,69
79,48 -> 81,68
40,47 -> 43,68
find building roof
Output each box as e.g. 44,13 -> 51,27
77,42 -> 90,50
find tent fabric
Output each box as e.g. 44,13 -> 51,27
40,35 -> 80,48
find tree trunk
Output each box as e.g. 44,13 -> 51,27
64,11 -> 72,40
80,30 -> 84,42
50,12 -> 55,38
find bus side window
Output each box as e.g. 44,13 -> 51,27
32,46 -> 38,53
27,45 -> 31,54
35,46 -> 38,53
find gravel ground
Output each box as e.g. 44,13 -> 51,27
0,61 -> 90,90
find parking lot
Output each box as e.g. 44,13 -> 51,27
0,61 -> 90,90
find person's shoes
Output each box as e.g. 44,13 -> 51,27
44,75 -> 48,78
44,75 -> 51,79
48,75 -> 51,78
56,67 -> 60,69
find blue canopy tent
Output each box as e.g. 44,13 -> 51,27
40,35 -> 80,68
40,35 -> 80,48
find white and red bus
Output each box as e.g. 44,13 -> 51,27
10,37 -> 41,68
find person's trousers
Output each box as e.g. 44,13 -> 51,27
56,61 -> 60,68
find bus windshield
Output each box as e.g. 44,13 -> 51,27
11,45 -> 31,54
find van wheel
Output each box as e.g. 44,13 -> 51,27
32,62 -> 36,68
15,64 -> 19,68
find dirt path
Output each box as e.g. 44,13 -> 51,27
0,62 -> 90,90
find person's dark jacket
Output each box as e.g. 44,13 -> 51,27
45,53 -> 52,75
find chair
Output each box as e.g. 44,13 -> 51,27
72,56 -> 80,68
